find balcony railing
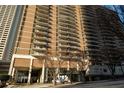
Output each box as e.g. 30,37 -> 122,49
59,6 -> 75,11
37,5 -> 49,10
37,7 -> 49,14
59,35 -> 79,41
59,7 -> 75,15
58,18 -> 76,25
32,47 -> 47,52
35,20 -> 49,27
58,15 -> 76,22
58,45 -> 80,51
36,12 -> 49,19
58,26 -> 78,33
58,11 -> 76,19
33,40 -> 48,46
35,25 -> 48,30
33,36 -> 50,42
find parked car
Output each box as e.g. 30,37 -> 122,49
52,75 -> 70,84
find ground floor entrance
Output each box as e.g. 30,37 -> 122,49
15,70 -> 41,83
13,68 -> 83,84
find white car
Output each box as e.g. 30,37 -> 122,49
52,75 -> 70,84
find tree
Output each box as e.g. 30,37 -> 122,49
45,54 -> 63,85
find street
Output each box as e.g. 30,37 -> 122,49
60,79 -> 124,88
6,79 -> 124,88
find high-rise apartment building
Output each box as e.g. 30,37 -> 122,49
0,5 -> 24,74
9,5 -> 124,83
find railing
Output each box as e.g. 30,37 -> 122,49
36,7 -> 49,14
35,20 -> 49,27
60,6 -> 75,11
58,27 -> 78,34
58,7 -> 75,15
58,18 -> 76,25
59,41 -> 80,47
36,12 -> 49,19
58,45 -> 80,51
31,52 -> 46,57
58,11 -> 75,19
36,5 -> 49,10
34,30 -> 49,35
32,47 -> 47,52
59,35 -> 79,42
58,15 -> 76,22
35,25 -> 48,30
59,22 -> 77,28
59,36 -> 79,43
33,36 -> 50,42
33,41 -> 47,45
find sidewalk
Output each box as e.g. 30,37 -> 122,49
6,82 -> 83,88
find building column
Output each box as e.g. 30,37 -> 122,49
67,61 -> 70,71
78,74 -> 81,82
14,69 -> 18,83
11,68 -> 15,79
27,58 -> 33,84
8,56 -> 15,75
40,59 -> 45,83
45,68 -> 48,83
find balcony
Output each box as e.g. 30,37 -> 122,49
85,39 -> 100,44
37,5 -> 49,10
31,52 -> 46,57
58,7 -> 76,16
84,26 -> 96,31
35,20 -> 49,27
85,32 -> 98,37
81,10 -> 96,16
58,11 -> 76,19
59,9 -> 75,16
84,30 -> 97,35
59,34 -> 79,40
36,7 -> 49,14
58,26 -> 78,34
59,40 -> 80,47
33,36 -> 51,43
82,14 -> 95,19
35,25 -> 48,30
36,12 -> 49,19
33,40 -> 48,46
32,47 -> 47,52
36,16 -> 49,22
59,35 -> 79,42
59,22 -> 77,30
59,44 -> 80,51
86,36 -> 99,40
58,18 -> 76,25
59,39 -> 80,44
86,43 -> 100,48
58,15 -> 76,22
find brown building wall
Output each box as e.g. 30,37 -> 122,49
50,5 -> 57,56
12,5 -> 124,72
15,5 -> 36,55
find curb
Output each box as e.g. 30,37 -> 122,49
51,82 -> 84,88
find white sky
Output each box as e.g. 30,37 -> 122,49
0,0 -> 124,5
